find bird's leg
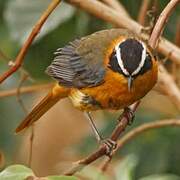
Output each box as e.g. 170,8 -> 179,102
100,139 -> 117,156
119,107 -> 135,125
84,112 -> 103,142
84,112 -> 117,156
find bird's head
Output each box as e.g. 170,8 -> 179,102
108,38 -> 154,91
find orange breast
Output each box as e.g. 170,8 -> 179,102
70,59 -> 158,111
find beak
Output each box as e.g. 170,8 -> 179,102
128,76 -> 133,92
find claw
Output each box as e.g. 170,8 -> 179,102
118,107 -> 135,125
124,107 -> 135,125
100,139 -> 117,156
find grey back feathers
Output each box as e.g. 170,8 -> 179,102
46,39 -> 105,88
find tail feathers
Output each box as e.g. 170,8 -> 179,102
15,84 -> 69,133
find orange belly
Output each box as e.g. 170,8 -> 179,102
69,63 -> 158,111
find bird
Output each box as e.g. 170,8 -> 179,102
15,28 -> 158,152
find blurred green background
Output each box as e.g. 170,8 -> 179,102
0,0 -> 180,179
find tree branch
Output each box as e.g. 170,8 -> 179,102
175,16 -> 180,47
0,83 -> 53,98
99,0 -> 130,17
117,119 -> 180,150
156,65 -> 180,111
138,0 -> 151,25
0,0 -> 61,84
149,0 -> 180,49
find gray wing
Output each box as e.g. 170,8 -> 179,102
46,29 -> 134,88
46,39 -> 105,88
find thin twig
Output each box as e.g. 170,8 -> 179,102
117,119 -> 180,150
99,156 -> 112,172
16,72 -> 29,114
111,102 -> 140,141
171,18 -> 180,81
0,83 -> 53,98
28,125 -> 35,168
149,0 -> 180,49
100,0 -> 130,17
66,0 -> 180,65
0,48 -> 33,112
0,48 -> 33,81
0,0 -> 61,84
138,0 -> 151,25
171,63 -> 179,81
67,0 -> 142,35
156,64 -> 180,111
175,17 -> 180,47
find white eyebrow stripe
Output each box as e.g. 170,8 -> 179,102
132,41 -> 146,76
115,41 -> 129,76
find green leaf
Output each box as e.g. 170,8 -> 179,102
139,174 -> 180,180
4,0 -> 75,44
47,175 -> 79,180
114,154 -> 138,180
78,166 -> 109,180
0,165 -> 34,180
0,165 -> 79,180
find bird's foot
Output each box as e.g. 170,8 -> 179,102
100,138 -> 117,156
119,107 -> 135,125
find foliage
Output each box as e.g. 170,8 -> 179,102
0,165 -> 78,180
